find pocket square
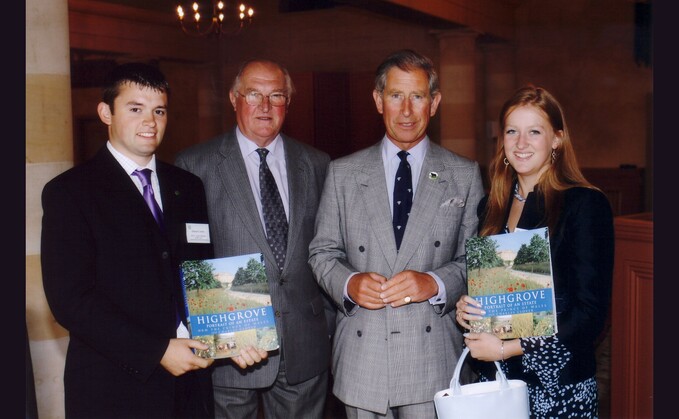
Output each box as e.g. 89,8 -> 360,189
441,197 -> 466,208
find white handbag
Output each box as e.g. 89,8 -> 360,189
434,347 -> 530,419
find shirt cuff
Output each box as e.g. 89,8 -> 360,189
427,271 -> 446,305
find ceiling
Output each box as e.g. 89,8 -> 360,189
93,0 -> 468,31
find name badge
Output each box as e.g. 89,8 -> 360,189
186,223 -> 210,243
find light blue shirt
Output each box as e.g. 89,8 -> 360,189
236,127 -> 290,234
343,136 -> 446,306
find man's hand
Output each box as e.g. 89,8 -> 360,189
231,346 -> 269,369
347,272 -> 388,309
160,338 -> 214,376
379,270 -> 438,307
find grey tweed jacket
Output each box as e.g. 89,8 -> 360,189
308,139 -> 484,414
176,128 -> 332,388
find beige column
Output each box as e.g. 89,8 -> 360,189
479,42 -> 516,167
26,0 -> 72,417
435,29 -> 480,160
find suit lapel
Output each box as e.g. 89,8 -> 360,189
356,144 -> 397,271
283,138 -> 307,269
216,134 -> 276,268
394,144 -> 449,270
157,161 -> 185,244
97,147 -> 170,246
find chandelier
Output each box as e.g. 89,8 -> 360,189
176,2 -> 254,38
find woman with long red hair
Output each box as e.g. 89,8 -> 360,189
456,85 -> 614,418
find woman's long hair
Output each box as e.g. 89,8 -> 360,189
480,85 -> 597,236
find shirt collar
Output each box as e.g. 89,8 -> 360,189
106,141 -> 157,175
381,136 -> 429,163
235,126 -> 284,161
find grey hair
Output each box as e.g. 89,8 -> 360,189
374,49 -> 439,96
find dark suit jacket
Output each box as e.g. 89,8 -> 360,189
41,146 -> 214,419
175,128 -> 332,387
475,186 -> 614,385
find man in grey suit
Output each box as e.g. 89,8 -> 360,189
308,49 -> 485,418
175,59 -> 333,419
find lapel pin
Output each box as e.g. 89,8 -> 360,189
428,172 -> 439,180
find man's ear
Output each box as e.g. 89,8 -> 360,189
373,90 -> 384,114
429,92 -> 442,117
228,90 -> 238,112
97,102 -> 112,125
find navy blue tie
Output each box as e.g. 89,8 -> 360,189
393,150 -> 412,251
256,148 -> 288,270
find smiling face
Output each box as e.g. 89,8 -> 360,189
97,81 -> 167,167
229,61 -> 289,147
373,67 -> 441,150
503,104 -> 561,186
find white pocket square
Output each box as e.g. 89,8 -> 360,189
441,197 -> 466,208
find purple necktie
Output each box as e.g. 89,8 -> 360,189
133,169 -> 178,327
132,169 -> 164,230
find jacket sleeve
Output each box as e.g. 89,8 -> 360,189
552,188 -> 615,350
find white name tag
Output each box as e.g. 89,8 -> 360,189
186,223 -> 210,243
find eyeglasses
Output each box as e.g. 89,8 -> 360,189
237,91 -> 288,107
383,92 -> 430,107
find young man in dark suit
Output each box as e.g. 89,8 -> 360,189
176,59 -> 333,419
41,63 -> 215,418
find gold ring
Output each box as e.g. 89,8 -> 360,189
404,296 -> 412,304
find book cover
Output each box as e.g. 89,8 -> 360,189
179,253 -> 279,359
465,227 -> 557,339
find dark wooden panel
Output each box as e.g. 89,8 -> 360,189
349,72 -> 384,154
582,167 -> 645,216
284,72 -> 316,147
610,213 -> 653,419
313,72 -> 351,159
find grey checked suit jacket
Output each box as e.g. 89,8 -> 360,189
176,128 -> 332,388
308,140 -> 485,414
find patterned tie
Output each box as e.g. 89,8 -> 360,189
393,150 -> 412,250
256,148 -> 288,270
132,169 -> 164,230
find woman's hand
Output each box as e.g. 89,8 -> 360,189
463,332 -> 505,362
455,294 -> 485,329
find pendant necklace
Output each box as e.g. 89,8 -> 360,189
513,182 -> 526,202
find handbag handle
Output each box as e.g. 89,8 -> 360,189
449,347 -> 510,395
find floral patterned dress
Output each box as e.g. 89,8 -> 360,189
478,335 -> 598,418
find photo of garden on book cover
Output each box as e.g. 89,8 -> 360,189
465,227 -> 557,339
179,253 -> 279,359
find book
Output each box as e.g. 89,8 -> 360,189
179,253 -> 279,359
465,227 -> 557,339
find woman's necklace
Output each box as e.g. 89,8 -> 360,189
513,182 -> 526,202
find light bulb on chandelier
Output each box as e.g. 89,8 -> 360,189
176,1 -> 254,38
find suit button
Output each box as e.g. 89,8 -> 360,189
358,246 -> 365,252
279,276 -> 285,285
425,326 -> 431,332
357,330 -> 362,337
434,241 -> 440,247
161,251 -> 169,259
275,311 -> 281,317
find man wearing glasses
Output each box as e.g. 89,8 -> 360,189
176,59 -> 334,418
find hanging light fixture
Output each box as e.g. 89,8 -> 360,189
176,2 -> 254,38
